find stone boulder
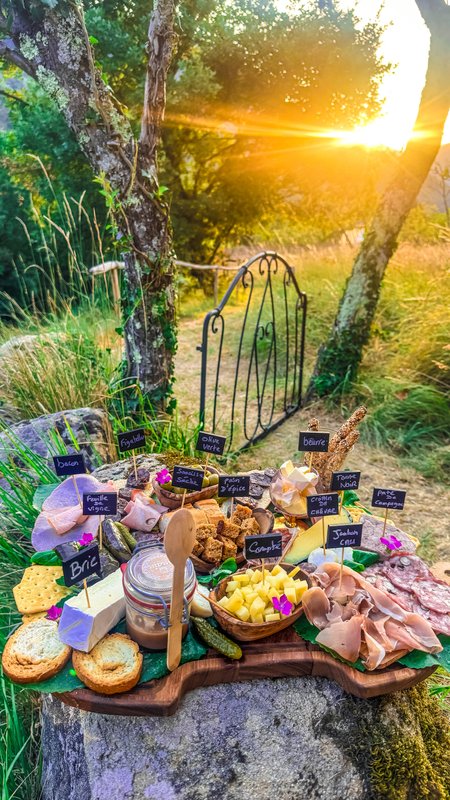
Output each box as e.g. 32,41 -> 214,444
41,678 -> 449,800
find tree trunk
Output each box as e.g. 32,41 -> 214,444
0,0 -> 176,409
307,0 -> 450,400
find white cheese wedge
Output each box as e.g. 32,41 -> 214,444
58,569 -> 125,653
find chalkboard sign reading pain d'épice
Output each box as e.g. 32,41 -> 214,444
371,488 -> 406,511
172,465 -> 204,492
326,523 -> 363,549
218,475 -> 250,497
306,492 -> 339,518
53,453 -> 86,476
298,431 -> 330,452
82,492 -> 118,516
117,428 -> 146,453
244,533 -> 283,561
62,541 -> 102,588
196,431 -> 227,456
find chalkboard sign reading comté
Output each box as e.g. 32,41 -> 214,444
244,533 -> 283,561
82,492 -> 118,516
371,488 -> 406,511
117,428 -> 146,453
172,465 -> 204,492
218,475 -> 250,497
298,431 -> 330,452
62,541 -> 102,587
330,471 -> 361,491
53,453 -> 86,476
306,492 -> 339,518
196,431 -> 227,456
326,523 -> 363,549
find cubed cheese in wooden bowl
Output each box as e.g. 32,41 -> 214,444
209,563 -> 311,641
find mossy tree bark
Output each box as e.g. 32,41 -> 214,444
0,0 -> 176,410
307,0 -> 450,401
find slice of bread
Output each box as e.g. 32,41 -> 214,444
72,633 -> 142,695
2,619 -> 72,684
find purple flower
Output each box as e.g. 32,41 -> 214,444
77,532 -> 94,548
156,468 -> 171,485
46,605 -> 62,621
272,594 -> 293,617
380,534 -> 403,551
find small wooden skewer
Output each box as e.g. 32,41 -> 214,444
181,489 -> 187,508
83,579 -> 91,608
99,516 -> 103,550
261,558 -> 265,584
132,452 -> 138,482
382,508 -> 388,536
322,517 -> 326,556
339,490 -> 344,514
308,452 -> 313,471
72,475 -> 82,507
339,545 -> 344,589
275,528 -> 298,566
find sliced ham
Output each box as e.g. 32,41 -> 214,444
411,601 -> 450,637
301,587 -> 331,628
316,615 -> 364,664
121,493 -> 168,532
44,505 -> 88,535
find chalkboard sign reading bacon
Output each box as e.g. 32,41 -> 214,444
53,453 -> 86,476
117,428 -> 146,453
172,465 -> 204,492
306,492 -> 339,518
298,431 -> 330,452
62,541 -> 102,588
244,533 -> 283,561
82,492 -> 118,516
371,488 -> 406,511
330,471 -> 361,491
218,475 -> 250,497
327,523 -> 363,549
196,431 -> 227,456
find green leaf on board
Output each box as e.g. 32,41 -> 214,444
33,483 -> 59,511
30,549 -> 62,566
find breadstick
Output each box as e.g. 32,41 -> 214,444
322,431 -> 360,490
328,406 -> 367,454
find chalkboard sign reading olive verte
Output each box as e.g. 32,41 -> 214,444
117,428 -> 146,453
218,475 -> 250,498
326,523 -> 363,549
62,541 -> 102,588
371,488 -> 406,511
244,533 -> 283,561
53,453 -> 86,476
306,492 -> 340,518
298,431 -> 330,452
330,471 -> 361,491
82,492 -> 118,516
172,465 -> 204,492
196,431 -> 227,456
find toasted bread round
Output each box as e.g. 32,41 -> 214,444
2,618 -> 71,684
72,633 -> 142,695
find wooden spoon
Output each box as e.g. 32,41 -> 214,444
164,508 -> 196,672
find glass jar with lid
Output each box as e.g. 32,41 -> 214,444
123,545 -> 197,650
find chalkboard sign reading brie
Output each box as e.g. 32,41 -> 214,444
62,541 -> 102,587
172,465 -> 204,492
117,428 -> 146,453
326,523 -> 363,549
306,492 -> 339,518
218,474 -> 250,497
82,492 -> 118,516
196,431 -> 227,455
298,431 -> 330,452
330,470 -> 361,491
53,453 -> 86,476
244,533 -> 283,561
371,488 -> 406,511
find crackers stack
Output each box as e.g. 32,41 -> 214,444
13,565 -> 71,618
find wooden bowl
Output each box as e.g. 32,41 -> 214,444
153,467 -> 220,509
209,563 -> 311,642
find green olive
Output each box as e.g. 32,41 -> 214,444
208,474 -> 219,486
201,476 -> 210,488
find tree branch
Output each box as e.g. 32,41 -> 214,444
414,0 -> 450,32
0,87 -> 28,105
140,0 -> 176,160
0,39 -> 35,77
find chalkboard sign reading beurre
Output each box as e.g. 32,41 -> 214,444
298,431 -> 330,452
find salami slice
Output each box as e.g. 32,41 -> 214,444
412,580 -> 450,614
384,555 -> 432,591
374,576 -> 413,611
412,600 -> 450,637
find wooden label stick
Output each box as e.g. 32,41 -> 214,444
261,558 -> 265,585
72,475 -> 82,507
83,578 -> 91,608
322,517 -> 326,556
339,490 -> 344,514
132,452 -> 138,482
230,496 -> 234,520
203,453 -> 209,476
339,545 -> 345,589
308,452 -> 313,471
99,516 -> 103,550
181,489 -> 187,508
382,508 -> 388,537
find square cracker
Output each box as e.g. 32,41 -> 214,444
13,565 -> 71,614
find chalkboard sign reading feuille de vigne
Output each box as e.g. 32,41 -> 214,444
82,492 -> 118,516
117,428 -> 146,453
326,523 -> 363,550
244,533 -> 283,561
218,475 -> 250,498
196,431 -> 227,456
371,488 -> 406,511
330,471 -> 361,492
306,492 -> 339,518
298,431 -> 330,452
172,465 -> 204,492
62,541 -> 102,588
53,453 -> 86,476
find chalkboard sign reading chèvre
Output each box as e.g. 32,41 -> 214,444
172,465 -> 205,492
117,428 -> 146,453
244,533 -> 283,561
306,492 -> 339,518
196,431 -> 227,456
326,523 -> 363,549
62,541 -> 102,587
218,474 -> 250,497
371,488 -> 406,511
82,492 -> 118,516
53,453 -> 86,476
298,431 -> 330,452
330,471 -> 361,491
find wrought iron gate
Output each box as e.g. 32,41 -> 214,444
198,251 -> 307,452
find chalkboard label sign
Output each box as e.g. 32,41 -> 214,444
371,488 -> 406,511
196,431 -> 227,455
244,533 -> 283,561
117,428 -> 146,453
218,475 -> 250,497
307,492 -> 339,518
172,465 -> 204,492
326,523 -> 363,549
53,453 -> 86,476
330,471 -> 361,491
298,431 -> 330,452
62,541 -> 102,587
82,492 -> 118,516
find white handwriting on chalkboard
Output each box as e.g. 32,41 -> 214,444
246,540 -> 281,557
120,433 -> 144,447
303,436 -> 327,447
69,552 -> 99,581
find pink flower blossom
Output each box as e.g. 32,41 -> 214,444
46,605 -> 62,621
380,534 -> 403,551
156,468 -> 171,485
272,594 -> 293,617
77,532 -> 94,548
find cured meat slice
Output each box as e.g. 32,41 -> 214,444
384,555 -> 432,591
374,577 -> 413,612
412,601 -> 450,637
412,580 -> 450,614
359,514 -> 417,556
316,614 -> 364,664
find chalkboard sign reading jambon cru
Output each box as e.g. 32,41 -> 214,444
326,523 -> 363,549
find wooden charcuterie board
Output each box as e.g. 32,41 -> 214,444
57,628 -> 436,717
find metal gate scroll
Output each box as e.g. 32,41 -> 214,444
198,251 -> 307,452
